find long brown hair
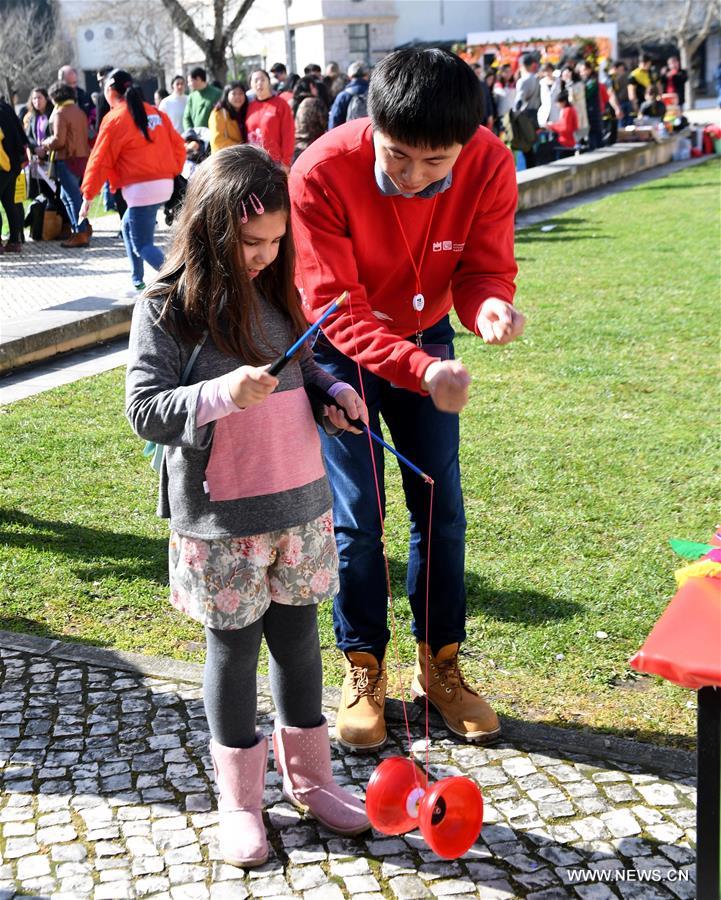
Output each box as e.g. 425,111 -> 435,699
148,144 -> 306,364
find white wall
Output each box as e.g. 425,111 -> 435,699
394,0 -> 492,46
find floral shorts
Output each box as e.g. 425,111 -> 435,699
168,510 -> 339,630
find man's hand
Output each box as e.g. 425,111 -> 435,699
227,365 -> 278,409
325,387 -> 368,434
421,359 -> 471,413
476,298 -> 526,345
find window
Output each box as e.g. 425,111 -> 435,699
84,29 -> 94,41
104,27 -> 114,40
348,23 -> 369,55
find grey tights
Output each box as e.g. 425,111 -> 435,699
203,603 -> 323,749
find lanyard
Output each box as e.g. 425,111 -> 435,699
390,193 -> 439,346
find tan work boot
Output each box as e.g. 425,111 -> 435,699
335,651 -> 387,752
412,642 -> 501,744
61,230 -> 90,248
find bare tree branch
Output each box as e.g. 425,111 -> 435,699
0,2 -> 71,99
158,0 -> 209,54
223,0 -> 257,44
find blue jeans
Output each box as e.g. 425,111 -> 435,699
55,160 -> 87,233
121,203 -> 164,287
620,100 -> 634,127
313,315 -> 467,661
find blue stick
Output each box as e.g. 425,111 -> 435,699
305,383 -> 433,484
268,291 -> 348,376
362,426 -> 433,483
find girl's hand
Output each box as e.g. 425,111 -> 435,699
78,199 -> 91,222
326,388 -> 368,434
228,365 -> 279,409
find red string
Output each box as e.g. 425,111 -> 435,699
424,481 -> 434,778
345,293 -> 435,785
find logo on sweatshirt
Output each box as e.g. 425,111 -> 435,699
432,240 -> 465,253
147,114 -> 162,131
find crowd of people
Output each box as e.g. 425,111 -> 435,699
475,52 -> 689,167
0,59 -> 373,279
0,50 -> 694,275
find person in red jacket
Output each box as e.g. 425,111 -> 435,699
246,69 -> 294,170
289,48 -> 525,752
544,91 -> 579,155
80,69 -> 185,291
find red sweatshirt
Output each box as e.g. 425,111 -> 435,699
82,102 -> 185,199
289,120 -> 518,392
246,96 -> 295,167
547,106 -> 579,148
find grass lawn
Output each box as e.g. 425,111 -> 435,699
1,159 -> 719,749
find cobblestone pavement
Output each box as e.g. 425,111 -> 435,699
0,216 -> 170,322
0,641 -> 697,900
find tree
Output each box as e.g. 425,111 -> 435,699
158,0 -> 257,83
0,0 -> 71,100
631,0 -> 720,107
89,0 -> 175,90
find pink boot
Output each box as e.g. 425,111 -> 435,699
273,717 -> 370,835
210,735 -> 269,867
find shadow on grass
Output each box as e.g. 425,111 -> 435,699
465,570 -> 581,623
0,508 -> 167,584
515,217 -> 609,244
0,615 -> 115,649
385,559 -> 579,624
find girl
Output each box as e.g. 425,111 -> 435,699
291,75 -> 330,162
246,69 -> 295,170
80,69 -> 185,292
561,64 -> 589,144
23,87 -> 53,150
209,81 -> 248,153
126,145 -> 370,868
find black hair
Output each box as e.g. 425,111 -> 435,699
48,81 -> 76,104
557,90 -> 569,103
562,65 -> 581,83
303,63 -> 321,75
97,65 -> 113,78
190,66 -> 207,81
216,80 -> 248,140
172,74 -> 185,85
155,88 -> 169,101
367,48 -> 483,148
107,69 -> 151,142
521,52 -> 537,68
641,54 -> 653,65
291,75 -> 330,117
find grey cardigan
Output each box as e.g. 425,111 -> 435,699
126,296 -> 339,539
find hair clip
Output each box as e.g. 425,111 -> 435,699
240,200 -> 248,224
249,193 -> 265,215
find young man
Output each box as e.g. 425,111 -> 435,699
289,48 -> 524,751
328,61 -> 369,129
629,55 -> 654,114
183,67 -> 222,130
160,75 -> 189,133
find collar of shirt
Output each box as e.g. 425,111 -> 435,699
374,158 -> 453,199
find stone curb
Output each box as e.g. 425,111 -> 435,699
0,297 -> 133,374
0,628 -> 694,777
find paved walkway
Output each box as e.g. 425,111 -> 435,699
0,632 -> 697,900
0,215 -> 169,322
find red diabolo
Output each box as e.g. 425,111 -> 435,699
366,756 -> 484,859
365,757 -> 428,834
418,776 -> 484,859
